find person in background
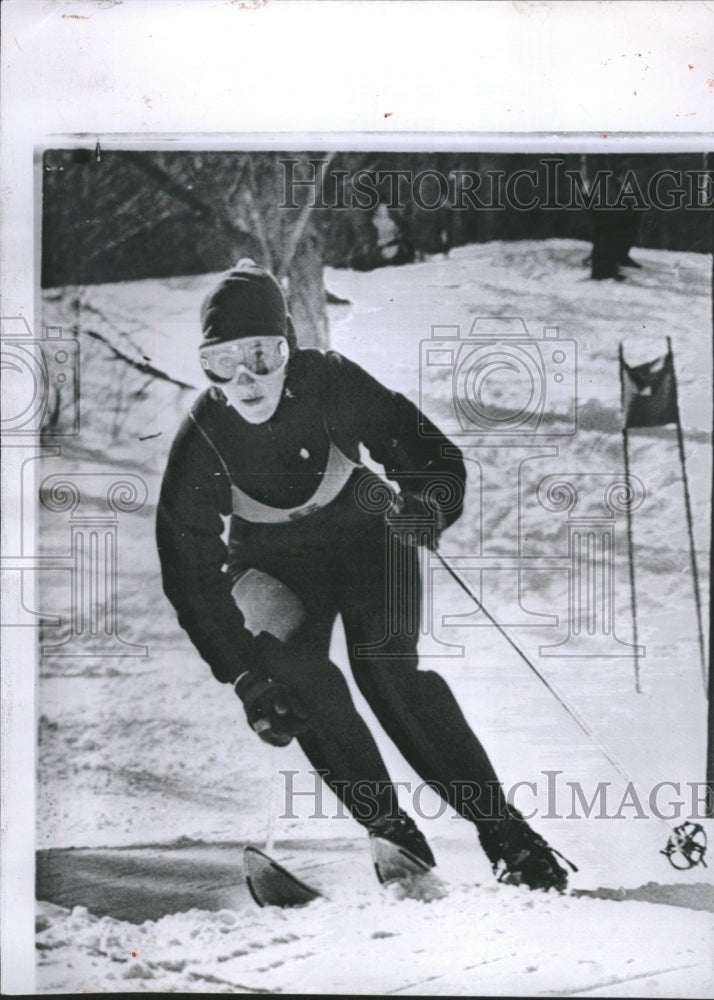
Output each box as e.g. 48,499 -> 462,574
589,206 -> 645,281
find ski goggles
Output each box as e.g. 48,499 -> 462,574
199,336 -> 289,381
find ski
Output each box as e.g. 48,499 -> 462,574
370,836 -> 435,884
243,838 -> 438,908
243,845 -> 323,908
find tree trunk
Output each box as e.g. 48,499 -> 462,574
286,227 -> 329,351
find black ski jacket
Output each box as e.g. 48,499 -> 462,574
156,348 -> 466,684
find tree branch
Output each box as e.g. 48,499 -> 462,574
84,328 -> 197,390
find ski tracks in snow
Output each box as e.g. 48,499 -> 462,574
36,864 -> 714,996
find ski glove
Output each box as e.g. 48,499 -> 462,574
234,671 -> 309,747
385,492 -> 448,550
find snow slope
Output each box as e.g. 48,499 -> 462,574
35,867 -> 713,996
36,239 -> 713,995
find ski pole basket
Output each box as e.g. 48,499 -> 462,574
660,822 -> 708,870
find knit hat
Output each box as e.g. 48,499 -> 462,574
200,259 -> 295,349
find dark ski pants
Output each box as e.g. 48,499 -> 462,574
231,500 -> 508,833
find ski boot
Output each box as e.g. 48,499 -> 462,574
478,807 -> 576,892
366,812 -> 436,871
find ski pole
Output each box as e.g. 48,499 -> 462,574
434,546 -> 647,786
265,748 -> 280,853
433,546 -> 709,868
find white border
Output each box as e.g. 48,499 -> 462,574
2,0 -> 713,994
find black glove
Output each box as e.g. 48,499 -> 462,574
385,492 -> 447,550
234,671 -> 309,747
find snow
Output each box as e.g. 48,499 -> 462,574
35,883 -> 713,996
35,239 -> 713,995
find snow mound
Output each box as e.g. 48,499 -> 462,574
36,877 -> 714,996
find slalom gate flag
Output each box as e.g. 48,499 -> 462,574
620,350 -> 679,429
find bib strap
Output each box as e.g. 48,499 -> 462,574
231,438 -> 360,523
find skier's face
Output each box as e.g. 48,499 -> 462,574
200,335 -> 289,424
222,359 -> 288,424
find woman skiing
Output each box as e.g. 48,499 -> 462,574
156,258 -> 573,891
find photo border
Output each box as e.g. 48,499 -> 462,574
2,1 -> 713,994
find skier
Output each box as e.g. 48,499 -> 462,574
156,258 -> 573,892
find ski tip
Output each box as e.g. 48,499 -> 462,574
370,836 -> 435,884
370,838 -> 448,901
243,844 -> 323,908
243,843 -> 270,863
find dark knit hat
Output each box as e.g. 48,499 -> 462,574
200,259 -> 292,347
